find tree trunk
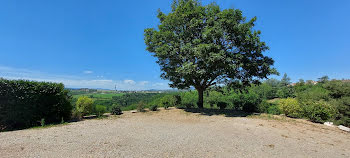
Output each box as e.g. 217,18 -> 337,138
197,89 -> 204,109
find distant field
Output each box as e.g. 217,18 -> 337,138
72,93 -> 125,99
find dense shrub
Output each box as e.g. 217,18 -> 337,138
174,95 -> 182,107
296,86 -> 330,102
71,109 -> 82,120
231,91 -> 261,112
76,96 -> 94,116
111,105 -> 123,115
137,101 -> 146,112
95,105 -> 107,117
208,100 -> 216,108
0,79 -> 72,130
149,105 -> 158,111
181,91 -> 197,107
278,98 -> 302,118
163,101 -> 170,109
333,97 -> 350,127
323,80 -> 350,98
185,103 -> 195,109
267,104 -> 281,115
217,102 -> 227,110
302,100 -> 336,123
256,100 -> 281,115
160,95 -> 175,109
277,87 -> 295,98
257,100 -> 270,113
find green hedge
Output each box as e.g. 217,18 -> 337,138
0,79 -> 72,131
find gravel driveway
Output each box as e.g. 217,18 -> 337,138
0,108 -> 349,158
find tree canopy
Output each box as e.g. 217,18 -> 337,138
144,0 -> 276,108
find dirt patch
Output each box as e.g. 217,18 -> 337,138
0,108 -> 349,158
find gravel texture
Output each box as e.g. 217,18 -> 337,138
0,108 -> 349,158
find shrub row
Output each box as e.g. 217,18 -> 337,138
278,98 -> 337,123
0,79 -> 72,131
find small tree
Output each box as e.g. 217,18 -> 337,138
95,105 -> 107,117
137,101 -> 146,112
76,96 -> 94,116
145,0 -> 276,108
111,105 -> 123,115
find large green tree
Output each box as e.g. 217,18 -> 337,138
144,0 -> 275,108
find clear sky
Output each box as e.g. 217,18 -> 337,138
0,0 -> 349,90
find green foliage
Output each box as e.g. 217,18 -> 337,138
230,90 -> 261,112
257,100 -> 281,115
76,96 -> 94,116
110,105 -> 123,115
250,83 -> 275,100
160,95 -> 175,109
0,79 -> 72,131
174,95 -> 182,106
217,102 -> 227,110
95,105 -> 107,117
181,91 -> 198,106
207,90 -> 224,106
149,105 -> 158,111
257,100 -> 270,113
302,100 -> 336,123
267,104 -> 281,115
323,80 -> 350,98
71,109 -> 82,120
332,97 -> 350,127
137,101 -> 146,112
40,119 -> 45,127
278,98 -> 302,118
112,93 -> 166,107
144,0 -> 275,108
276,86 -> 295,98
296,85 -> 330,102
184,103 -> 195,109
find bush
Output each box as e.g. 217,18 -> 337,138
335,97 -> 350,127
257,100 -> 281,115
160,95 -> 175,109
149,105 -> 158,111
232,91 -> 261,112
76,96 -> 94,116
163,101 -> 170,109
208,100 -> 216,108
95,105 -> 107,117
257,100 -> 270,113
174,95 -> 182,106
137,101 -> 146,112
111,105 -> 123,115
0,79 -> 72,131
181,91 -> 197,106
302,100 -> 336,123
296,86 -> 330,102
185,103 -> 194,109
71,109 -> 82,120
267,104 -> 281,115
40,118 -> 45,127
324,80 -> 350,98
217,102 -> 227,110
278,98 -> 302,118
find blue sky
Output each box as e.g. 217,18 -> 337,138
0,0 -> 349,90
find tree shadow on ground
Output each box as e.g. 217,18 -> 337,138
183,108 -> 252,117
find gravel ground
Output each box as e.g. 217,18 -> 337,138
0,108 -> 349,158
